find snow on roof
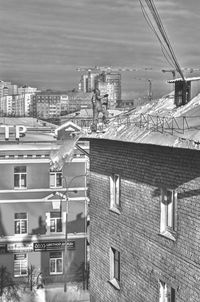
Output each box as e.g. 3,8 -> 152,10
81,92 -> 200,151
168,76 -> 200,83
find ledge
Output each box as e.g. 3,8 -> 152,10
109,207 -> 121,215
108,278 -> 120,290
159,230 -> 176,242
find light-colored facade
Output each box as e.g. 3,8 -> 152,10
0,119 -> 89,286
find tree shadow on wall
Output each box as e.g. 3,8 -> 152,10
31,216 -> 46,235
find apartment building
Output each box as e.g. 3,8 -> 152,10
31,91 -> 69,119
0,118 -> 89,285
83,90 -> 200,302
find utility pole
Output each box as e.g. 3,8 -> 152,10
63,174 -> 88,293
148,79 -> 152,101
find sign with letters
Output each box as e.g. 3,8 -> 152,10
7,242 -> 33,252
0,125 -> 27,140
34,240 -> 75,252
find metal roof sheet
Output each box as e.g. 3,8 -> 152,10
81,92 -> 200,151
168,76 -> 200,83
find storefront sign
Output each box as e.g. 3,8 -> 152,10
34,240 -> 75,252
7,242 -> 33,252
0,125 -> 27,140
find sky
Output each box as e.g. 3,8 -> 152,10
0,0 -> 200,99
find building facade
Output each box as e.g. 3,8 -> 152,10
31,91 -> 69,119
88,138 -> 200,302
0,119 -> 89,286
85,90 -> 200,302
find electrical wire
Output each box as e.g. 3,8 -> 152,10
139,0 -> 185,81
147,0 -> 185,80
139,0 -> 175,69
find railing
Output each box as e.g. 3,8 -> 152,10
139,114 -> 191,135
69,113 -> 200,136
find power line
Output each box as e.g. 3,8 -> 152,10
139,0 -> 185,81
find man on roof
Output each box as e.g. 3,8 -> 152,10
91,88 -> 109,132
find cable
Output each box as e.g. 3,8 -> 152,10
145,0 -> 185,81
139,0 -> 175,69
140,0 -> 185,81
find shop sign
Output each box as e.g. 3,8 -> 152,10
34,240 -> 75,252
7,242 -> 33,252
0,125 -> 27,140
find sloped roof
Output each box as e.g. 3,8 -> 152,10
82,92 -> 200,151
168,76 -> 200,83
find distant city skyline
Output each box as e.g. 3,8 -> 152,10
0,0 -> 200,99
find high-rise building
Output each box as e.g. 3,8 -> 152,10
97,72 -> 121,108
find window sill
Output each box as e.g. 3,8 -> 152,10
50,272 -> 63,275
50,186 -> 63,189
109,207 -> 121,215
14,274 -> 28,278
108,278 -> 120,290
159,230 -> 176,241
14,187 -> 27,190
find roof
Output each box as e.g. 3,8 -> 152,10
55,121 -> 81,134
168,76 -> 200,83
61,108 -> 122,120
81,91 -> 200,151
0,117 -> 57,143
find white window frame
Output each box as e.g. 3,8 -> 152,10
159,280 -> 176,302
160,189 -> 177,241
14,166 -> 27,189
110,174 -> 121,214
14,213 -> 28,235
109,247 -> 120,290
49,251 -> 63,275
14,253 -> 28,277
49,170 -> 63,188
50,211 -> 62,233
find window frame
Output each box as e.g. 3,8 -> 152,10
109,247 -> 120,290
14,212 -> 28,235
50,211 -> 62,233
160,189 -> 177,241
14,253 -> 28,277
159,280 -> 176,302
110,174 -> 121,214
49,169 -> 63,188
49,251 -> 63,275
14,166 -> 27,189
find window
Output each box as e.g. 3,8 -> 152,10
50,169 -> 62,188
110,247 -> 120,290
14,253 -> 28,277
110,174 -> 120,213
14,166 -> 27,189
160,189 -> 177,240
50,251 -> 63,274
50,212 -> 62,233
159,281 -> 175,302
14,213 -> 28,234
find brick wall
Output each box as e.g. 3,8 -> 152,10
89,139 -> 200,302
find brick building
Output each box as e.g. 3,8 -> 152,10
0,118 -> 89,286
83,92 -> 200,302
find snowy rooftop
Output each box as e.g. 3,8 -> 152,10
168,76 -> 200,83
82,92 -> 200,151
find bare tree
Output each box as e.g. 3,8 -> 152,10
0,265 -> 20,302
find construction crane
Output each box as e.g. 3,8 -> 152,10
76,66 -> 153,73
162,68 -> 200,80
133,77 -> 152,101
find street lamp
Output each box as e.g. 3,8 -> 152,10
62,174 -> 88,293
